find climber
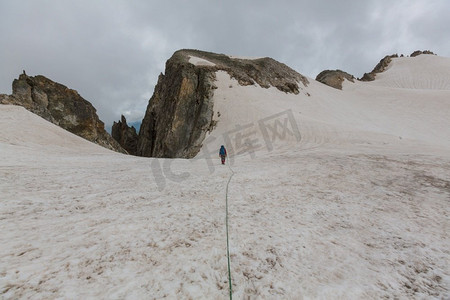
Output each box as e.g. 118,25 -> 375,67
219,145 -> 227,165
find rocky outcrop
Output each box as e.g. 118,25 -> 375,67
134,49 -> 309,158
172,49 -> 309,93
1,72 -> 126,153
315,70 -> 355,90
360,54 -> 399,81
112,115 -> 138,155
136,53 -> 217,158
410,50 -> 436,57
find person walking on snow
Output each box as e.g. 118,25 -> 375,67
219,145 -> 227,165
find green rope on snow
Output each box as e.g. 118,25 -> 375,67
225,161 -> 234,300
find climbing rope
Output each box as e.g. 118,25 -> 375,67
225,159 -> 235,300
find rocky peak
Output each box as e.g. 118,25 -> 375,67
315,69 -> 355,90
172,49 -> 309,93
1,73 -> 126,153
360,54 -> 399,81
111,115 -> 138,155
135,51 -> 217,158
124,49 -> 309,158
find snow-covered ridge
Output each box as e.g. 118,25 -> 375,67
207,54 -> 450,154
0,105 -> 111,154
366,55 -> 450,90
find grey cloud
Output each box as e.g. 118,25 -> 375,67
1,0 -> 449,128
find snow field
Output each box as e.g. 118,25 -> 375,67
1,54 -> 450,298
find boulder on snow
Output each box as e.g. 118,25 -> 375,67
316,69 -> 355,90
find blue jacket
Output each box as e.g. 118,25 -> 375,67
219,146 -> 226,156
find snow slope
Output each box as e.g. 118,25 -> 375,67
1,55 -> 449,299
188,56 -> 216,67
366,55 -> 450,90
208,55 -> 450,152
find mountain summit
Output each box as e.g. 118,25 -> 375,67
134,49 -> 309,158
113,49 -> 449,158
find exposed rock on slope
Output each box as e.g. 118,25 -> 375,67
112,115 -> 138,155
134,49 -> 309,158
360,54 -> 399,81
359,50 -> 437,82
0,73 -> 126,153
316,70 -> 355,90
410,50 -> 435,57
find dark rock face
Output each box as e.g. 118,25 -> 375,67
316,70 -> 355,90
112,115 -> 138,155
1,73 -> 126,153
136,57 -> 217,158
135,49 -> 308,158
410,50 -> 436,57
360,54 -> 398,81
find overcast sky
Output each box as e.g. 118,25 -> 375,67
1,0 -> 449,128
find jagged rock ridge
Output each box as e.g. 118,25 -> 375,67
0,72 -> 126,153
175,49 -> 310,93
410,50 -> 435,57
112,115 -> 138,155
316,70 -> 355,90
129,49 -> 309,158
360,54 -> 399,82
